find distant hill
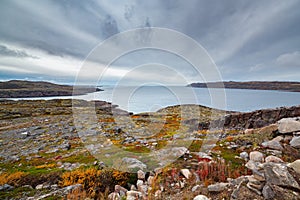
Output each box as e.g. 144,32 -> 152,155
0,80 -> 102,98
187,81 -> 300,92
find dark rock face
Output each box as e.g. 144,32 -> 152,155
221,106 -> 300,129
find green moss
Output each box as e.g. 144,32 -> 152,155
0,187 -> 35,199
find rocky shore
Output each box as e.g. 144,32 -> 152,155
0,99 -> 299,199
0,80 -> 102,98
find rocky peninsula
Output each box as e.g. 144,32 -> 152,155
0,99 -> 300,199
0,80 -> 102,98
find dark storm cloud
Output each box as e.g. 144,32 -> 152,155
0,0 -> 300,82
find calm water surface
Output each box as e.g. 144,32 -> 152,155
9,86 -> 300,114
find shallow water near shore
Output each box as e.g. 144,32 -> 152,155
8,86 -> 300,113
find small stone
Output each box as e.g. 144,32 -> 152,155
244,129 -> 254,134
192,185 -> 201,192
287,159 -> 300,174
265,155 -> 284,163
180,169 -> 191,179
290,136 -> 300,148
108,192 -> 120,200
249,151 -> 264,162
262,140 -> 283,151
35,184 -> 44,190
193,194 -> 209,200
136,180 -> 144,187
130,185 -> 137,191
262,184 -> 275,200
266,149 -> 282,156
252,170 -> 265,182
240,151 -> 249,160
207,182 -> 229,192
147,176 -> 154,185
154,190 -> 162,198
272,136 -> 283,142
0,184 -> 14,191
245,160 -> 262,171
115,185 -> 127,194
137,170 -> 145,180
126,190 -> 142,200
247,175 -> 261,185
246,182 -> 262,195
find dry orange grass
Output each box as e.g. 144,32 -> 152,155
0,171 -> 26,185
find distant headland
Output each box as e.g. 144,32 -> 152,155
0,80 -> 102,98
187,81 -> 300,92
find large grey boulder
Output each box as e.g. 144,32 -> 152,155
263,163 -> 300,190
278,117 -> 300,133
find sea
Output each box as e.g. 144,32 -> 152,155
10,86 -> 300,114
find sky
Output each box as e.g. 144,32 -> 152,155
0,0 -> 300,85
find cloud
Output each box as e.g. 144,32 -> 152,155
276,51 -> 300,68
0,0 -> 300,83
0,44 -> 38,58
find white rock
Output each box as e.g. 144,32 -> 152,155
240,151 -> 249,160
192,185 -> 201,192
249,151 -> 264,162
262,140 -> 283,151
193,194 -> 209,200
288,159 -> 300,174
35,184 -> 44,190
278,118 -> 300,134
136,180 -> 144,187
207,182 -> 229,192
126,191 -> 142,200
180,169 -> 191,179
265,155 -> 284,163
290,136 -> 300,148
137,170 -> 145,180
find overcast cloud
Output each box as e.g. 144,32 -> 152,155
0,0 -> 300,84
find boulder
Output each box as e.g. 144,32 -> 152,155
287,159 -> 300,174
278,117 -> 300,133
193,194 -> 209,200
290,136 -> 300,148
249,151 -> 264,162
263,163 -> 300,190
